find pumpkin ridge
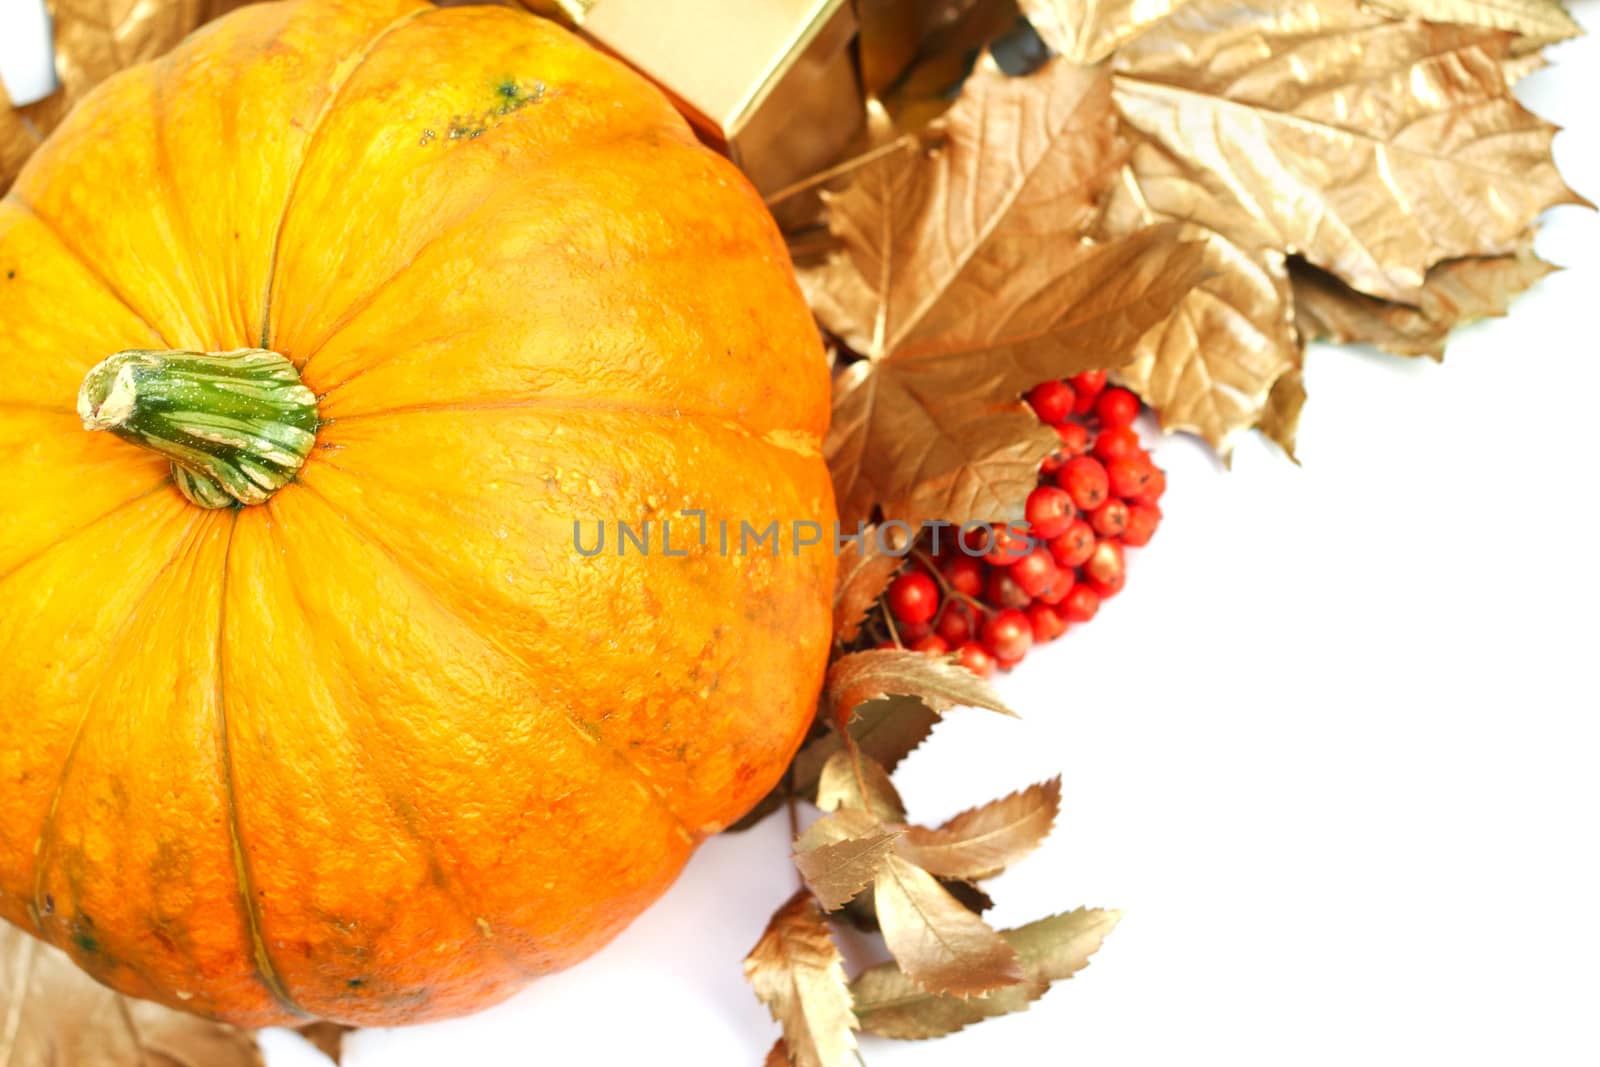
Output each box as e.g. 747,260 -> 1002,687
289,476 -> 699,847
258,1 -> 435,352
27,508 -> 205,937
0,481 -> 171,589
295,121 -> 706,389
3,194 -> 172,349
214,510 -> 311,1019
323,397 -> 822,456
250,507 -> 543,988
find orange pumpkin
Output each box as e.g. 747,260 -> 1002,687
0,0 -> 834,1028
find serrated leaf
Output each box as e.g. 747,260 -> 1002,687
898,778 -> 1061,880
745,892 -> 861,1067
816,749 -> 907,823
1111,0 -> 1584,304
1095,0 -> 1582,453
793,695 -> 943,799
1020,0 -> 1193,63
794,817 -> 903,911
833,529 -> 906,643
804,57 -> 1207,528
294,1023 -> 348,1064
873,853 -> 1027,996
1370,0 -> 1581,51
852,908 -> 1121,1038
1291,239 -> 1558,360
0,925 -> 263,1066
825,650 -> 1015,731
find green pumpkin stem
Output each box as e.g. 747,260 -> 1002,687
78,348 -> 319,509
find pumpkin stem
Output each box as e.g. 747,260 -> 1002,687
78,348 -> 319,509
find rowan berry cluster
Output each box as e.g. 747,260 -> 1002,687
874,373 -> 1165,676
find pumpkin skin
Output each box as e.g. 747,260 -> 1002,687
0,0 -> 834,1030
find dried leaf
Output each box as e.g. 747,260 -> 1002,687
816,749 -> 907,823
898,778 -> 1061,880
879,0 -> 1025,130
764,1040 -> 792,1067
825,649 -> 1014,730
833,530 -> 906,643
1096,145 -> 1299,455
1291,239 -> 1557,360
1257,364 -> 1307,462
1020,0 -> 1192,63
805,58 -> 1207,527
1370,0 -> 1581,51
1111,0 -> 1583,304
793,694 -> 942,798
745,892 -> 860,1067
294,1023 -> 348,1064
794,816 -> 903,911
872,853 -> 1027,996
0,925 -> 263,1066
852,908 -> 1121,1038
1096,0 -> 1582,451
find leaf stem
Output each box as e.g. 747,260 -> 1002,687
764,134 -> 917,207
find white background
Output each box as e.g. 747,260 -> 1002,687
4,3 -> 1598,1065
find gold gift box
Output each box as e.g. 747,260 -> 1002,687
529,0 -> 864,204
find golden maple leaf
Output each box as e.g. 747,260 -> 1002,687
1091,0 -> 1585,455
0,925 -> 262,1066
803,57 -> 1207,528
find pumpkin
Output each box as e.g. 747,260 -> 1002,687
0,0 -> 835,1028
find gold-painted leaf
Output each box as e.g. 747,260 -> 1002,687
744,892 -> 861,1067
832,528 -> 906,643
794,816 -> 903,911
898,778 -> 1061,880
294,1023 -> 348,1064
793,695 -> 942,798
1110,0 -> 1584,304
852,908 -> 1121,1038
872,853 -> 1027,997
816,749 -> 907,823
0,925 -> 263,1066
1096,144 -> 1299,455
1370,0 -> 1581,51
1291,238 -> 1557,360
1020,0 -> 1192,63
824,650 -> 1015,730
805,57 -> 1207,527
1257,364 -> 1307,462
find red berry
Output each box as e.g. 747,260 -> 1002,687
897,618 -> 934,643
941,555 -> 985,598
936,600 -> 978,645
1106,455 -> 1154,500
986,566 -> 1032,610
1062,584 -> 1100,623
1085,539 -> 1124,587
1058,456 -> 1109,511
1033,566 -> 1074,605
887,571 -> 940,625
1088,569 -> 1126,598
1122,502 -> 1162,547
1052,422 -> 1090,457
995,657 -> 1023,672
983,524 -> 1034,567
1027,602 -> 1068,643
1047,519 -> 1096,569
1128,465 -> 1167,505
1024,485 -> 1076,540
1070,371 -> 1106,414
1090,499 -> 1130,539
912,633 -> 949,655
1094,387 -> 1140,427
1010,548 -> 1061,599
1093,425 -> 1142,463
981,608 -> 1033,662
1027,380 -> 1076,424
957,641 -> 996,678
